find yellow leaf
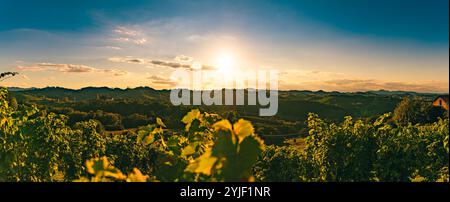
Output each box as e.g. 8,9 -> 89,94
181,144 -> 196,157
156,117 -> 166,128
85,156 -> 109,175
102,169 -> 126,180
126,168 -> 149,182
73,177 -> 90,182
143,133 -> 155,145
136,130 -> 147,144
213,119 -> 232,132
233,119 -> 254,142
185,150 -> 218,176
85,156 -> 126,181
181,109 -> 202,131
181,109 -> 201,124
151,127 -> 163,135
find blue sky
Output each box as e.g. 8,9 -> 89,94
0,0 -> 448,92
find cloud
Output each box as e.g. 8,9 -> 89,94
186,34 -> 204,42
99,69 -> 129,76
278,69 -> 449,93
16,63 -> 128,76
113,37 -> 147,45
199,64 -> 216,70
21,74 -> 30,80
150,60 -> 191,69
108,56 -> 216,71
111,26 -> 148,45
104,46 -> 122,50
148,60 -> 216,71
185,34 -> 236,43
280,69 -> 346,81
108,56 -> 148,64
174,55 -> 193,62
113,26 -> 138,36
280,78 -> 448,93
147,75 -> 178,86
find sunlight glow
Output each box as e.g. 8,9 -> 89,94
215,52 -> 235,74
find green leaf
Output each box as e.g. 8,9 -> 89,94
212,130 -> 236,158
188,119 -> 201,133
223,136 -> 263,181
136,130 -> 147,144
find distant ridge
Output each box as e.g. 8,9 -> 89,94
6,87 -> 37,92
5,86 -> 447,95
366,89 -> 447,96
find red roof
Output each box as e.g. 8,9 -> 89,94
434,95 -> 449,103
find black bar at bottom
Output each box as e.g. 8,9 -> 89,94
0,182 -> 448,200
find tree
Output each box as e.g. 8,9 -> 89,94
122,113 -> 150,128
393,96 -> 445,125
8,97 -> 18,110
0,72 -> 18,81
91,110 -> 123,130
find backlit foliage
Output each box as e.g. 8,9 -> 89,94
1,87 -> 448,182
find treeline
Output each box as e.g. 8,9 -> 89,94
20,97 -> 304,142
11,86 -> 422,138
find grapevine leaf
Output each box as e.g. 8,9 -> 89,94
212,130 -> 236,158
212,119 -> 232,132
182,109 -> 201,124
233,119 -> 254,143
185,150 -> 217,176
181,144 -> 196,157
126,168 -> 149,182
85,157 -> 126,181
222,136 -> 264,181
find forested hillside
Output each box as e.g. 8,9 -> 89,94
8,86 -> 442,144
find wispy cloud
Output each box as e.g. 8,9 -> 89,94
108,56 -> 216,70
111,26 -> 148,45
16,63 -> 128,76
278,69 -> 449,93
280,78 -> 448,93
150,60 -> 191,69
147,75 -> 178,87
322,79 -> 449,93
113,37 -> 147,45
174,55 -> 193,62
113,26 -> 138,36
20,74 -> 30,80
103,46 -> 122,50
108,56 -> 148,64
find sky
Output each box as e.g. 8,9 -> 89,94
0,0 -> 448,92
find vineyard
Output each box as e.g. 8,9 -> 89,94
0,87 -> 449,182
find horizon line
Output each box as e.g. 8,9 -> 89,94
2,85 -> 449,95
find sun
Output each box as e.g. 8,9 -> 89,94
215,52 -> 235,73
